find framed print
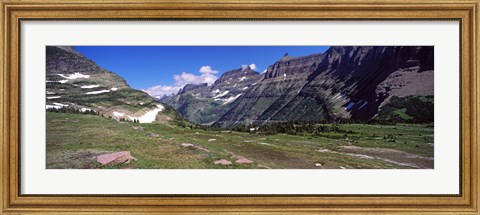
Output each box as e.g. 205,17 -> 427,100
1,0 -> 478,214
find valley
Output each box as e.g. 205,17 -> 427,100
47,112 -> 433,169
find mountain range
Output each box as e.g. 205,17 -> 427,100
46,46 -> 434,128
161,46 -> 434,128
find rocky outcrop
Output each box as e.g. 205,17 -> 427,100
180,83 -> 208,94
263,53 -> 325,79
215,67 -> 260,85
46,46 -> 129,88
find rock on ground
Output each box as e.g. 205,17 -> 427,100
317,148 -> 329,153
235,156 -> 253,164
147,133 -> 160,137
214,159 -> 232,165
195,145 -> 210,152
131,126 -> 143,131
181,143 -> 210,152
96,151 -> 134,166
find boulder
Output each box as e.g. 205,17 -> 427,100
181,143 -> 194,147
235,156 -> 253,164
317,148 -> 329,153
195,145 -> 210,152
147,133 -> 160,137
131,126 -> 143,131
214,159 -> 232,165
181,143 -> 210,152
96,151 -> 133,166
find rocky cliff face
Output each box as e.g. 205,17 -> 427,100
46,46 -> 129,89
213,46 -> 433,128
303,46 -> 434,121
264,53 -> 324,79
180,83 -> 208,94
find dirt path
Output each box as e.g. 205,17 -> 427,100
336,146 -> 434,169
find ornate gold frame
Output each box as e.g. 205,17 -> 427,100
1,0 -> 478,214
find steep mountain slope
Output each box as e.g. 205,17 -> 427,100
213,46 -> 433,128
302,46 -> 434,121
213,53 -> 326,127
46,46 -> 187,125
161,67 -> 260,124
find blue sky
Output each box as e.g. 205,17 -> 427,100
75,46 -> 330,97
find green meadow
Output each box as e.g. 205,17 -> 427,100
46,112 -> 434,169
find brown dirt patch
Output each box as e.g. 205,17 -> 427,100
47,150 -> 105,169
337,146 -> 433,169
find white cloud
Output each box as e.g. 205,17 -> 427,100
143,66 -> 219,98
143,85 -> 182,98
199,66 -> 219,75
174,71 -> 217,86
249,64 -> 257,71
241,63 -> 257,71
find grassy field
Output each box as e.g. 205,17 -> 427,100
46,112 -> 434,169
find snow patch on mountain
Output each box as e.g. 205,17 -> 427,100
46,80 -> 68,83
113,111 -> 125,117
53,102 -> 68,107
223,93 -> 243,104
80,107 -> 91,112
58,73 -> 90,79
358,101 -> 368,110
81,85 -> 100,89
213,90 -> 229,99
345,102 -> 356,110
85,90 -> 110,95
46,105 -> 62,109
128,105 -> 165,123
